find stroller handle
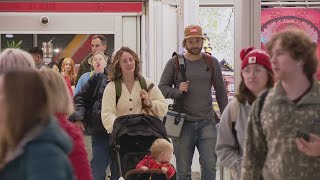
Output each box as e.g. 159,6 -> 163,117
124,169 -> 169,180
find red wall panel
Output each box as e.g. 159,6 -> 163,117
0,2 -> 142,12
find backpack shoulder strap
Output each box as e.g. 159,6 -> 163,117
138,76 -> 147,91
258,89 -> 269,119
116,77 -> 155,105
230,98 -> 240,152
138,76 -> 155,92
230,98 -> 240,123
138,76 -> 155,114
203,53 -> 214,87
177,54 -> 186,81
173,52 -> 186,81
173,52 -> 180,80
115,78 -> 122,105
254,89 -> 270,145
147,83 -> 155,92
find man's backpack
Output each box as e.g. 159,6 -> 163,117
229,89 -> 269,152
172,52 -> 220,121
114,76 -> 154,105
172,52 -> 215,87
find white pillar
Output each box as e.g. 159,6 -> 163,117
145,0 -> 200,84
234,0 -> 261,90
177,0 -> 200,53
181,0 -> 199,26
145,0 -> 156,82
145,0 -> 179,84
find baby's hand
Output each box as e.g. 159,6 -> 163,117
161,167 -> 168,173
140,166 -> 148,171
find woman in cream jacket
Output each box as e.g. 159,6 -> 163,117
101,46 -> 168,134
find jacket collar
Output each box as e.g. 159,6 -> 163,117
273,78 -> 320,105
3,121 -> 46,165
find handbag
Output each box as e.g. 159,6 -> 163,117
163,52 -> 187,138
163,105 -> 186,138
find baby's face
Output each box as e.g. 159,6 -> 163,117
161,149 -> 173,163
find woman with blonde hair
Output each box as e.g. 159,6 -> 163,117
61,57 -> 76,86
40,69 -> 93,180
0,69 -> 73,180
0,48 -> 35,70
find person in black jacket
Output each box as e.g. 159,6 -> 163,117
69,67 -> 110,180
75,35 -> 111,85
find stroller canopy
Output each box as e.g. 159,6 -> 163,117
111,114 -> 169,145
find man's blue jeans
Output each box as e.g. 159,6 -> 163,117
91,132 -> 111,180
172,117 -> 217,180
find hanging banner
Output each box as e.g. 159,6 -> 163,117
261,8 -> 320,78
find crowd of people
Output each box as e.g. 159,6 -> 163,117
0,26 -> 319,180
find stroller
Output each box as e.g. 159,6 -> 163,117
111,114 -> 175,180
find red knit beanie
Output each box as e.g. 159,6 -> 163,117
240,47 -> 272,72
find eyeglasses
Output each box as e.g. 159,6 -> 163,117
241,66 -> 266,75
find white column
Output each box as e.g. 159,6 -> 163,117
145,0 -> 179,84
145,0 -> 162,83
177,0 -> 200,52
145,0 -> 201,84
182,0 -> 199,26
234,0 -> 261,90
141,2 -> 147,78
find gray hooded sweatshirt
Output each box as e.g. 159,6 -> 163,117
216,99 -> 251,180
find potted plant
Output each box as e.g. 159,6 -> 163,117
6,40 -> 23,48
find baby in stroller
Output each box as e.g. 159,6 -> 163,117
111,114 -> 175,180
136,138 -> 176,179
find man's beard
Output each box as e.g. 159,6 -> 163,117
186,46 -> 202,55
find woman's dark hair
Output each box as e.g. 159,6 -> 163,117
48,60 -> 61,72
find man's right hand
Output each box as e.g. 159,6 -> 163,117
295,133 -> 320,157
74,120 -> 85,131
179,81 -> 189,94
